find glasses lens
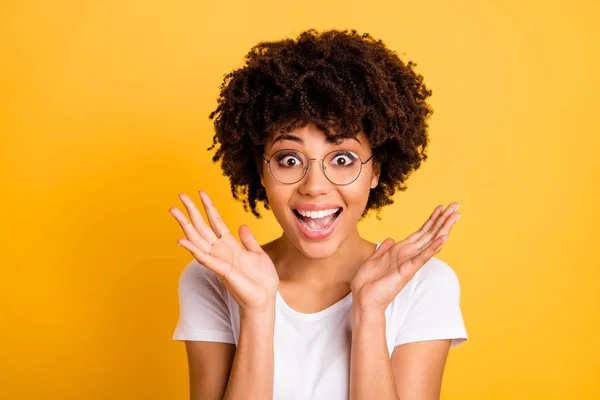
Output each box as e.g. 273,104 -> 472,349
323,150 -> 362,185
269,150 -> 308,183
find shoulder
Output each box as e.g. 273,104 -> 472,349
179,258 -> 215,281
390,257 -> 461,309
173,259 -> 237,343
389,256 -> 468,349
400,256 -> 463,311
411,257 -> 460,287
178,259 -> 229,300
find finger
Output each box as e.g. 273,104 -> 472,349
238,225 -> 263,253
177,238 -> 232,278
414,202 -> 460,249
412,235 -> 449,267
199,190 -> 231,238
399,235 -> 448,279
434,211 -> 460,241
169,206 -> 212,252
404,205 -> 444,243
178,193 -> 219,244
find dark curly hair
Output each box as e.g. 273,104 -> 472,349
207,28 -> 433,219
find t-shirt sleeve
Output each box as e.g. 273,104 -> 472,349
172,259 -> 235,343
394,258 -> 468,349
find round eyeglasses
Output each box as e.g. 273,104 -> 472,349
262,149 -> 375,185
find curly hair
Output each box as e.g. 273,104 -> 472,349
207,28 -> 433,219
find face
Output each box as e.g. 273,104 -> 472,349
260,123 -> 381,259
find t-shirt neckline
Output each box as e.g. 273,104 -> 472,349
275,290 -> 352,321
275,242 -> 381,321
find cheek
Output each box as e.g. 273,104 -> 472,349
263,176 -> 293,210
339,178 -> 373,211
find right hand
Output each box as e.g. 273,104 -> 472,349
169,190 -> 279,314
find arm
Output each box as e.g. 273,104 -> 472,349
349,203 -> 465,399
390,339 -> 450,400
185,341 -> 236,400
222,307 -> 275,400
183,306 -> 276,400
349,308 -> 398,400
349,308 -> 451,400
170,191 -> 280,399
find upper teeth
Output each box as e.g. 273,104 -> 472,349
297,208 -> 340,219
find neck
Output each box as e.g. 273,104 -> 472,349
266,230 -> 376,290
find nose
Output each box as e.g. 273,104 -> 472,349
298,159 -> 332,196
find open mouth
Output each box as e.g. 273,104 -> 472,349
292,208 -> 342,232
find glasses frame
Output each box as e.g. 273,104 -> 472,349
262,148 -> 375,186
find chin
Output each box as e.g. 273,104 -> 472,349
293,238 -> 343,259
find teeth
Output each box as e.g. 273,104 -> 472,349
297,208 -> 340,218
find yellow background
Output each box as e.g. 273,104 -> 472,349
1,0 -> 598,399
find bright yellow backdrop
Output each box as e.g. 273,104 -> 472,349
1,0 -> 598,399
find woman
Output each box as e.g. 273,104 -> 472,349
170,28 -> 468,400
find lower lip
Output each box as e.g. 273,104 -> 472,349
293,211 -> 342,241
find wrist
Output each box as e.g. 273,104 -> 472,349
240,301 -> 276,321
352,302 -> 386,326
352,300 -> 386,317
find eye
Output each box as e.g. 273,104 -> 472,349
330,151 -> 358,167
275,152 -> 304,168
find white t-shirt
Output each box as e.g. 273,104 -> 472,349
172,243 -> 468,399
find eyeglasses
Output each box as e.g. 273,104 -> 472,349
262,149 -> 375,185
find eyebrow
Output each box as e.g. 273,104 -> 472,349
271,134 -> 361,145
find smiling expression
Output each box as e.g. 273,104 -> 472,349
260,123 -> 381,259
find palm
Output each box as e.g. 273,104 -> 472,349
208,232 -> 279,308
169,190 -> 279,312
351,202 -> 461,311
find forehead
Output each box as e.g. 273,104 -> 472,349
267,124 -> 368,147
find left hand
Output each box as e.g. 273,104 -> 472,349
350,202 -> 462,312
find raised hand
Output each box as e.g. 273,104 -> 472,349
169,190 -> 279,313
350,202 -> 461,312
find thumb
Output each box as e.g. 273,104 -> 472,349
372,238 -> 395,259
238,225 -> 263,253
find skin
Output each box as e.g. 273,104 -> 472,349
169,122 -> 462,399
171,190 -> 279,399
349,203 -> 460,400
259,123 -> 382,298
